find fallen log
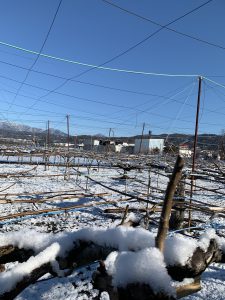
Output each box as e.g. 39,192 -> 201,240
93,260 -> 176,300
167,239 -> 222,281
0,245 -> 34,264
0,263 -> 52,300
176,278 -> 201,299
0,192 -> 109,204
0,227 -> 223,300
0,241 -> 114,300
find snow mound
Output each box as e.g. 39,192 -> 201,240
0,227 -> 155,254
0,229 -> 57,252
73,226 -> 155,251
165,234 -> 198,266
0,242 -> 60,293
165,229 -> 219,266
105,248 -> 175,296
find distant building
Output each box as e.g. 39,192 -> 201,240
83,138 -> 100,151
179,143 -> 192,157
134,138 -> 164,154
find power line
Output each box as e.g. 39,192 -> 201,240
0,0 -> 210,118
0,40 -> 198,78
101,0 -> 225,52
0,72 -> 194,112
0,58 -> 195,99
1,72 -> 225,125
6,0 -> 63,112
203,77 -> 225,91
36,0 -> 212,112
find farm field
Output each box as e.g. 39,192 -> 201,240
0,153 -> 225,299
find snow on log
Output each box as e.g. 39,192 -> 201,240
1,227 -> 225,299
0,245 -> 34,264
93,248 -> 176,300
165,229 -> 223,280
0,243 -> 60,300
0,227 -> 156,256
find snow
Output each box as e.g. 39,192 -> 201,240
198,229 -> 218,251
0,229 -> 56,252
0,159 -> 224,299
164,234 -> 198,266
72,226 -> 155,252
105,248 -> 175,296
0,226 -> 156,257
100,292 -> 110,300
164,229 -> 221,266
0,242 -> 60,293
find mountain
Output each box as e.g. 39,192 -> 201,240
0,121 -> 66,136
0,121 -> 42,133
0,121 -> 66,145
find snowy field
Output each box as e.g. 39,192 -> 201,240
0,157 -> 225,299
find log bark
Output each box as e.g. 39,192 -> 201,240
0,263 -> 52,300
176,278 -> 201,299
92,263 -> 175,300
0,245 -> 34,264
0,241 -> 114,300
156,156 -> 184,252
167,239 -> 222,281
169,176 -> 185,230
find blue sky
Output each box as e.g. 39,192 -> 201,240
0,0 -> 224,136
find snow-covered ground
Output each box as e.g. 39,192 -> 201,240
0,158 -> 224,299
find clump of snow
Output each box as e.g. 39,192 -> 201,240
100,291 -> 110,300
124,212 -> 140,223
0,242 -> 60,294
0,229 -> 57,252
0,227 -> 155,256
104,251 -> 118,275
173,277 -> 194,288
165,229 -> 220,266
72,226 -> 155,252
164,234 -> 198,266
198,229 -> 217,251
217,236 -> 225,253
105,248 -> 175,296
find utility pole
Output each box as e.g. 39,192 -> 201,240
74,134 -> 77,150
188,76 -> 202,227
138,122 -> 145,154
66,115 -> 70,152
46,120 -> 50,150
107,128 -> 112,153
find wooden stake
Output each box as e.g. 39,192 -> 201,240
155,155 -> 184,252
120,205 -> 129,225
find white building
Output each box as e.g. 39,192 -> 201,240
179,143 -> 192,158
134,138 -> 164,154
83,138 -> 100,150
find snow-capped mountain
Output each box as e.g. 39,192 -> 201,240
0,121 -> 66,136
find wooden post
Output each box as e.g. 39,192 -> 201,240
169,175 -> 186,230
189,76 -> 202,227
66,114 -> 70,153
155,155 -> 184,252
45,120 -> 50,150
45,121 -> 50,171
138,122 -> 145,154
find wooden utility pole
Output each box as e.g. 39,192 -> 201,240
46,120 -> 50,150
188,76 -> 202,227
107,128 -> 112,153
66,115 -> 70,152
192,76 -> 202,180
74,135 -> 77,149
138,122 -> 145,154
